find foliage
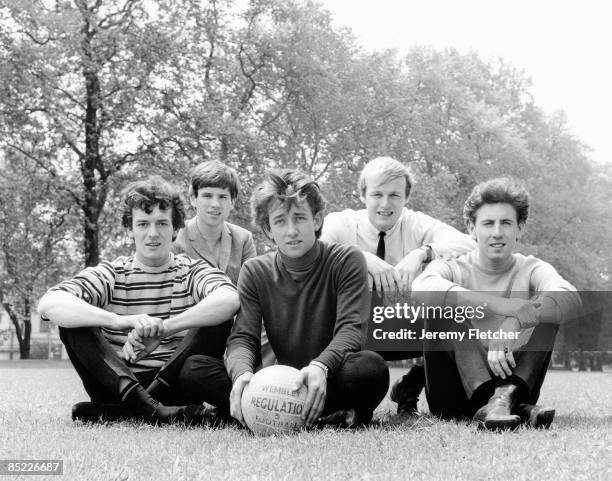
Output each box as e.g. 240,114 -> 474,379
0,0 -> 610,358
0,153 -> 75,358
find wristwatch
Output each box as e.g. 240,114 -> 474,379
420,244 -> 434,263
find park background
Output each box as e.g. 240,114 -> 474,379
0,2 -> 610,480
1,0 -> 610,364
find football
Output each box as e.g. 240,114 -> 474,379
241,365 -> 308,436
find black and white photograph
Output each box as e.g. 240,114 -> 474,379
1,1 -> 610,480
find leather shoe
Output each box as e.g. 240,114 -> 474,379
389,365 -> 425,415
515,403 -> 555,429
313,409 -> 356,429
72,402 -> 132,423
473,383 -> 522,431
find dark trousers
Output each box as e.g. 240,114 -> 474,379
322,350 -> 389,422
423,318 -> 558,420
59,321 -> 233,412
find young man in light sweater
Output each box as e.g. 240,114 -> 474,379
413,177 -> 581,430
227,170 -> 389,428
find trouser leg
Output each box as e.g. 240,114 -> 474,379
424,350 -> 472,419
150,320 -> 232,394
324,351 -> 389,422
374,312 -> 426,412
423,318 -> 493,419
59,326 -> 140,403
511,323 -> 559,404
172,355 -> 232,414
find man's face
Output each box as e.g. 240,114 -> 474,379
129,206 -> 177,267
468,202 -> 523,267
267,201 -> 322,258
360,173 -> 408,232
191,186 -> 234,230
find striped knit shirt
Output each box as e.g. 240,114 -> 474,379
48,253 -> 236,371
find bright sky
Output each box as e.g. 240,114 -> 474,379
322,0 -> 611,164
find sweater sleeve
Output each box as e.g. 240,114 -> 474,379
528,260 -> 582,325
225,261 -> 262,382
47,261 -> 116,308
313,247 -> 369,375
412,259 -> 461,305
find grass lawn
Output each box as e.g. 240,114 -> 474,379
0,363 -> 610,481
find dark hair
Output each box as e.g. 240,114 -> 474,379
190,160 -> 240,200
121,175 -> 186,237
251,170 -> 326,238
463,177 -> 530,226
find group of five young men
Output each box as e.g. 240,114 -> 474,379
39,157 -> 580,431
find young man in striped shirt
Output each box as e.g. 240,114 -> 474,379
39,176 -> 240,425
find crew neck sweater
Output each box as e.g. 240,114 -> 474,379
226,241 -> 369,381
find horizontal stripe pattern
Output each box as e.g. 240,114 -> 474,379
50,254 -> 236,369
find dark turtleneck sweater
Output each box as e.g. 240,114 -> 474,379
226,240 -> 369,381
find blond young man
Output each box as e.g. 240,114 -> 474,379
321,157 -> 476,414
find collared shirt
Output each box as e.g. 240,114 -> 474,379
321,208 -> 476,265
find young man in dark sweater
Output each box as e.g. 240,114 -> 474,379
226,170 -> 389,427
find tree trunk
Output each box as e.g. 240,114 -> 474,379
563,350 -> 572,370
590,352 -> 603,372
80,6 -> 104,268
20,297 -> 31,359
1,297 -> 30,360
578,349 -> 587,371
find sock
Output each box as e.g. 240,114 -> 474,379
121,383 -> 181,421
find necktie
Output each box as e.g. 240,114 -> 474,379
371,231 -> 386,302
376,231 -> 386,260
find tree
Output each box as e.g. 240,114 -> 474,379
0,0 -> 175,267
0,154 -> 75,358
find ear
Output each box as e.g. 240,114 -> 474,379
313,211 -> 323,232
359,190 -> 366,206
467,220 -> 476,239
127,228 -> 135,240
190,194 -> 197,209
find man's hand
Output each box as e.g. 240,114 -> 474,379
363,252 -> 401,293
230,372 -> 253,426
122,329 -> 162,363
293,364 -> 327,427
114,313 -> 165,337
488,317 -> 520,379
395,249 -> 426,291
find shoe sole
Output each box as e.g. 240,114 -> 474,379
477,416 -> 522,431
